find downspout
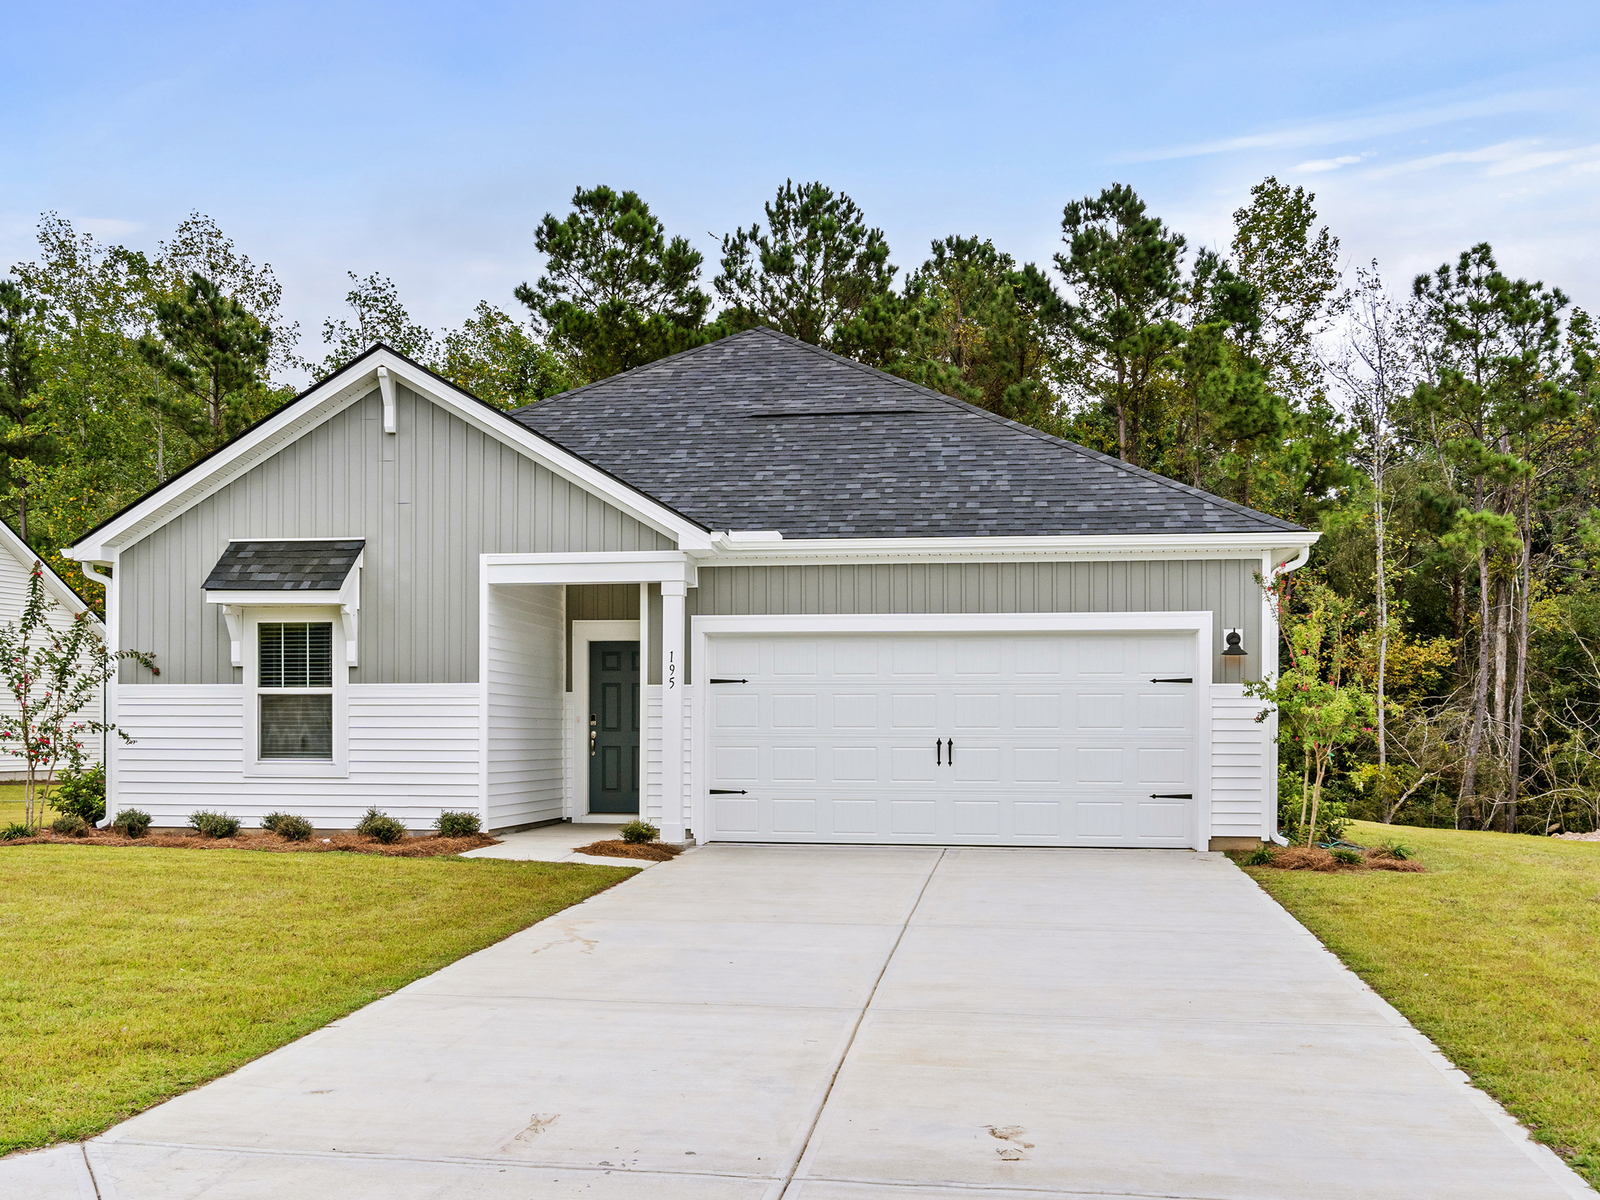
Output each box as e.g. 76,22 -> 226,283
1266,544 -> 1313,845
81,562 -> 116,828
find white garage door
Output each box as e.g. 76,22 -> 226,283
703,631 -> 1199,847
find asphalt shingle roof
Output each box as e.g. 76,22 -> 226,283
203,539 -> 365,590
511,329 -> 1303,540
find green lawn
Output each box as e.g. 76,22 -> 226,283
1243,820 -> 1600,1186
0,780 -> 60,828
0,845 -> 635,1153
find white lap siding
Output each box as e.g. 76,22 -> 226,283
1210,684 -> 1271,841
484,583 -> 564,830
114,683 -> 479,828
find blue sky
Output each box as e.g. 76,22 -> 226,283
4,1 -> 1597,377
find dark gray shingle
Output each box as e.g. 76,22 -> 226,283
203,540 -> 365,591
511,329 -> 1304,539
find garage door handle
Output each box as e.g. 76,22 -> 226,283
1150,677 -> 1192,683
947,738 -> 954,764
936,738 -> 941,765
709,789 -> 748,795
709,678 -> 748,684
1150,793 -> 1193,799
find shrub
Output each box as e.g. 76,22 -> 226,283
620,819 -> 660,844
356,807 -> 406,844
263,812 -> 314,841
188,810 -> 242,838
53,762 -> 107,824
111,809 -> 152,838
434,811 -> 481,837
1241,844 -> 1276,866
1,822 -> 33,841
51,814 -> 90,837
1369,840 -> 1412,861
1330,847 -> 1364,865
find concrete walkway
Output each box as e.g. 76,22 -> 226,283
459,821 -> 670,867
5,846 -> 1590,1199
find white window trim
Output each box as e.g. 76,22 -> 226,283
688,610 -> 1215,852
242,605 -> 349,778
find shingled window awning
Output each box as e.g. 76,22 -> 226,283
203,539 -> 366,591
203,540 -> 365,669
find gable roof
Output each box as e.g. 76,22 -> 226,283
203,539 -> 365,591
64,345 -> 714,563
0,516 -> 96,618
512,328 -> 1305,539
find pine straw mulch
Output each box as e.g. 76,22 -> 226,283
574,839 -> 681,862
1257,844 -> 1426,873
0,828 -> 500,857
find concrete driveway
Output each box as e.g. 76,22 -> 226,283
7,845 -> 1590,1199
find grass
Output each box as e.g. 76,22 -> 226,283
1243,819 -> 1600,1186
0,780 -> 60,828
0,845 -> 635,1153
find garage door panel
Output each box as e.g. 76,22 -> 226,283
705,632 -> 1198,847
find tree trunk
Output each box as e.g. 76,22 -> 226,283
1115,359 -> 1129,463
1507,484 -> 1532,834
1458,542 -> 1492,824
1308,758 -> 1327,847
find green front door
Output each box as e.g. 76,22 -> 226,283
588,641 -> 640,814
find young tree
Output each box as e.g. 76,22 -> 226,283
1054,184 -> 1186,467
516,185 -> 711,383
715,180 -> 897,352
319,271 -> 437,373
138,272 -> 276,446
1326,263 -> 1420,792
0,564 -> 141,830
1247,576 -> 1376,843
438,302 -> 575,409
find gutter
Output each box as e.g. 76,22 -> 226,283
1268,542 -> 1314,845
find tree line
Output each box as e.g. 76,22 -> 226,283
1,177 -> 1596,835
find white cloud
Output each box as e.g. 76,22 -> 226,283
1365,140 -> 1534,177
78,217 -> 142,239
1486,143 -> 1600,175
1295,155 -> 1363,172
1121,90 -> 1560,163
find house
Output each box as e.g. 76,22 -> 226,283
64,329 -> 1315,849
0,517 -> 105,780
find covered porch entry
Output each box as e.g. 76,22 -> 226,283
479,551 -> 695,838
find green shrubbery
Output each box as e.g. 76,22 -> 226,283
188,811 -> 241,838
111,809 -> 152,838
52,763 -> 106,825
619,820 -> 659,844
356,807 -> 406,844
1,822 -> 33,841
51,814 -> 90,837
434,811 -> 480,837
262,812 -> 314,841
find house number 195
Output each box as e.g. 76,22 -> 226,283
667,651 -> 676,689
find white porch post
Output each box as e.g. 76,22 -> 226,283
660,580 -> 688,842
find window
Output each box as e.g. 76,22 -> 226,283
258,622 -> 333,759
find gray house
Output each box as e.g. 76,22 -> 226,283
65,329 -> 1314,849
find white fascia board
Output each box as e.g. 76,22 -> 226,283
0,518 -> 100,623
692,531 -> 1320,566
482,550 -> 697,588
692,610 -> 1214,636
64,349 -> 710,561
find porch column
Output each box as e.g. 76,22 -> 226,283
660,580 -> 688,842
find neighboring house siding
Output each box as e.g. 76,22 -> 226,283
117,384 -> 675,685
114,683 -> 479,827
688,559 -> 1265,681
0,546 -> 102,775
485,583 -> 565,831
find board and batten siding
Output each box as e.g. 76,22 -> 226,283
116,383 -> 674,686
0,545 -> 102,775
485,583 -> 565,830
114,683 -> 478,827
689,559 -> 1265,681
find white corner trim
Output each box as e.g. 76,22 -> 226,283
62,348 -> 710,561
482,550 -> 698,588
688,610 -> 1216,852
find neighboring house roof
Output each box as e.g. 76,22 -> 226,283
512,328 -> 1305,539
0,516 -> 97,619
203,539 -> 366,591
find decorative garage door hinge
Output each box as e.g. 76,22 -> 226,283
709,789 -> 748,795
